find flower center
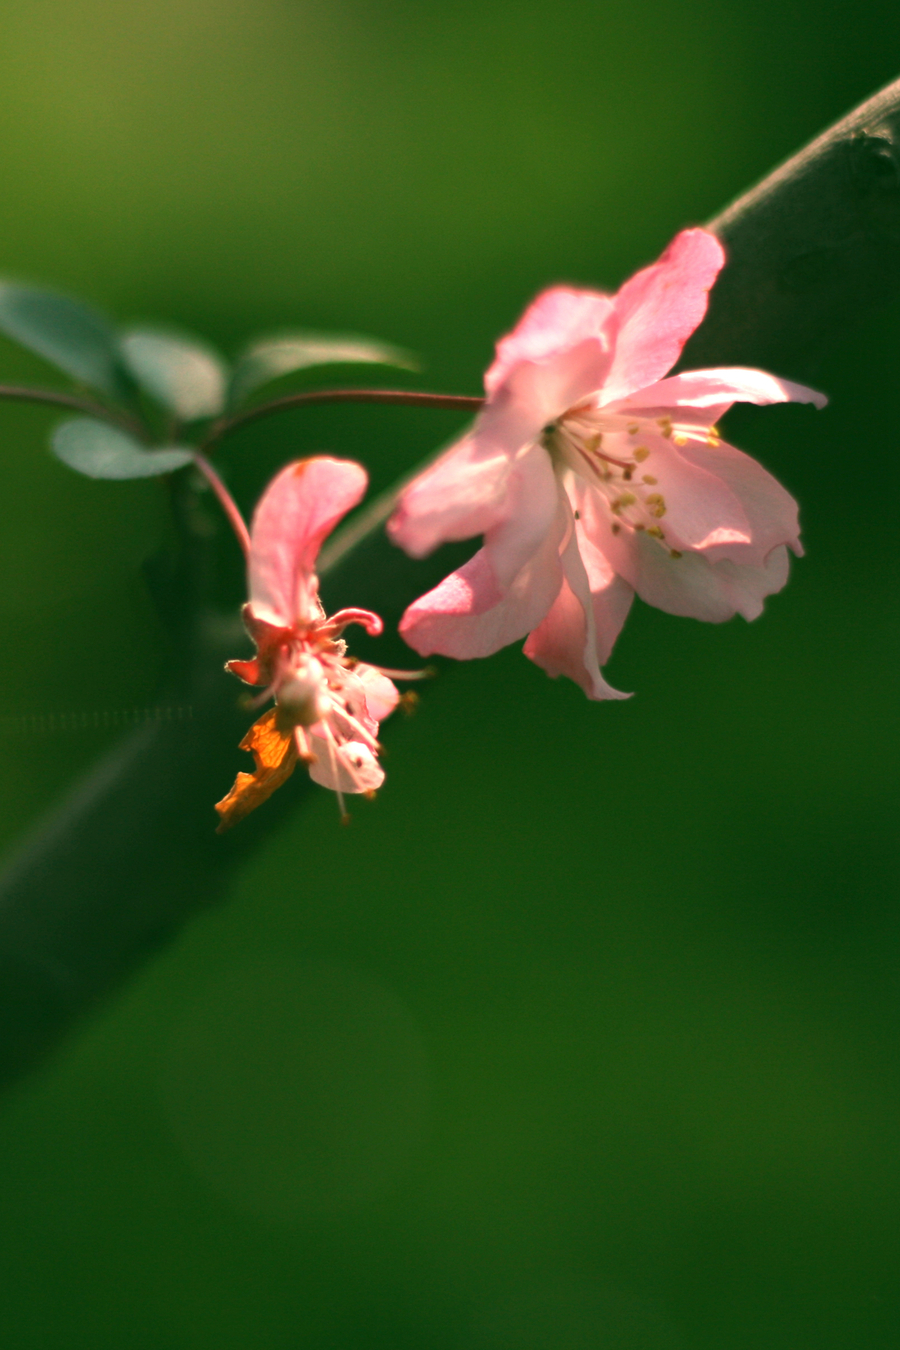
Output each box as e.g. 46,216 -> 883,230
542,407 -> 720,557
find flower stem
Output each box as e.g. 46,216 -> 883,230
202,388 -> 483,452
191,452 -> 252,558
0,384 -> 146,438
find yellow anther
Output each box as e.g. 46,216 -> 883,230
707,434 -> 720,447
669,549 -> 683,559
627,423 -> 639,436
623,467 -> 634,481
647,525 -> 665,539
641,474 -> 657,484
612,492 -> 637,513
673,433 -> 688,447
633,446 -> 650,462
657,417 -> 673,437
585,433 -> 603,451
645,493 -> 664,506
611,522 -> 621,535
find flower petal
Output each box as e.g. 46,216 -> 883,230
485,287 -> 616,395
602,229 -> 725,404
595,495 -> 792,621
249,457 -> 368,626
388,433 -> 515,559
307,735 -> 385,794
614,366 -> 827,421
523,509 -> 631,700
354,663 -> 400,724
399,502 -> 567,660
482,442 -> 560,590
673,437 -> 802,561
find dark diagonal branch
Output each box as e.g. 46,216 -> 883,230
1,75 -> 899,1090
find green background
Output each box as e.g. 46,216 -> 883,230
0,0 -> 898,1345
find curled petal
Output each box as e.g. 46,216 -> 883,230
215,708 -> 299,833
249,456 -> 368,626
602,229 -> 725,404
326,607 -> 384,637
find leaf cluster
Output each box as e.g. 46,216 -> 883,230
0,282 -> 417,480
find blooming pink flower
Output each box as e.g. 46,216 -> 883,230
389,229 -> 826,699
216,456 -> 403,829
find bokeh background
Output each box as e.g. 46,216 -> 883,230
0,1 -> 898,1346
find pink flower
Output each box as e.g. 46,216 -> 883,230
389,229 -> 826,699
216,456 -> 403,829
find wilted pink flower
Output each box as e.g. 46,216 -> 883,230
389,229 -> 826,699
216,456 -> 404,829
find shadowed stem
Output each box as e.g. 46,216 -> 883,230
0,73 -> 899,1091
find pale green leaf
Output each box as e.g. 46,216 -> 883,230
230,332 -> 418,407
121,328 -> 228,421
0,283 -> 126,398
51,418 -> 193,479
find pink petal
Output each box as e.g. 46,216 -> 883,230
249,457 -> 367,626
572,515 -> 636,668
491,336 -> 615,434
485,287 -> 616,395
523,514 -> 631,700
673,437 -> 802,561
307,735 -> 385,793
482,443 -> 560,589
388,433 -> 514,560
601,229 -> 725,404
399,501 -> 567,660
354,664 -> 400,724
613,366 -> 827,422
594,494 -> 791,621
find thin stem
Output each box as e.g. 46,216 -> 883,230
0,384 -> 146,438
191,452 -> 251,559
203,388 -> 484,452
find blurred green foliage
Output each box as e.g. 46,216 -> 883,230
0,0 -> 898,1346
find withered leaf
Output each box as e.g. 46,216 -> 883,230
215,707 -> 299,833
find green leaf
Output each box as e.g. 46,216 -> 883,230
121,328 -> 229,421
0,283 -> 126,398
51,418 -> 193,480
229,332 -> 419,407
